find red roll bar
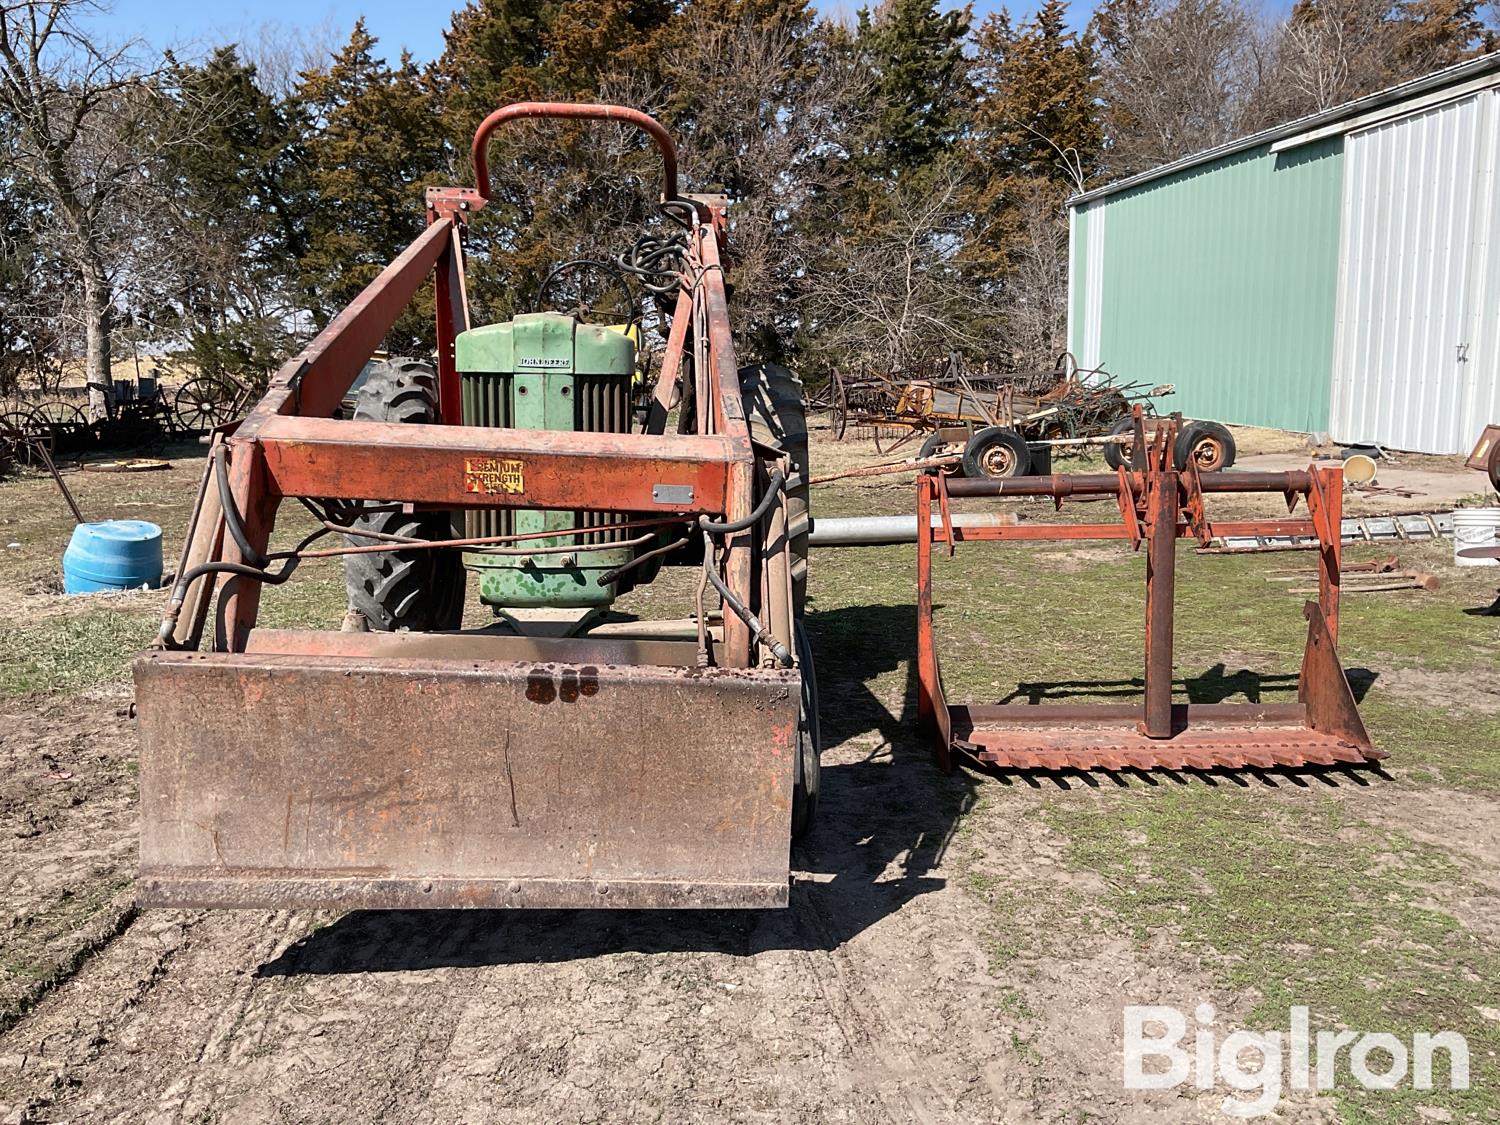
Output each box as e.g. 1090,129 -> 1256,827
470,102 -> 680,202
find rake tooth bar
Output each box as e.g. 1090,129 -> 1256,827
916,415 -> 1379,777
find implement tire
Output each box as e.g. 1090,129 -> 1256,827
1174,420 -> 1237,473
962,425 -> 1031,480
342,359 -> 465,631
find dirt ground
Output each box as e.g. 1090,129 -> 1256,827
0,422 -> 1498,1123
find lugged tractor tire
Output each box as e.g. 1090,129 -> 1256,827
342,359 -> 466,631
740,363 -> 810,615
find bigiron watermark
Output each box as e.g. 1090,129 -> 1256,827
1123,1003 -> 1470,1118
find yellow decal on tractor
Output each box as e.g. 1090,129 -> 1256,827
464,457 -> 525,495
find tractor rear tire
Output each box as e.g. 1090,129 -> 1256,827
342,359 -> 465,632
741,363 -> 810,615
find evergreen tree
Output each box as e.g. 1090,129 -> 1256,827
158,47 -> 303,382
971,0 -> 1100,186
962,1 -> 1099,361
853,0 -> 972,176
295,21 -> 446,351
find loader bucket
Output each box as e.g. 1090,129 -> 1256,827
135,639 -> 801,910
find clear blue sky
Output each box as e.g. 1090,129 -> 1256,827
97,1 -> 1099,65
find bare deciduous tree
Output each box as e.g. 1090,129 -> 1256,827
998,177 -> 1070,365
239,17 -> 340,100
1094,0 -> 1268,178
656,18 -> 873,362
0,0 -> 201,418
805,163 -> 989,375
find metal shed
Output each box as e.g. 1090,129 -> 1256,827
1068,54 -> 1500,455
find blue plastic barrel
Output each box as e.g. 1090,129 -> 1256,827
62,520 -> 163,594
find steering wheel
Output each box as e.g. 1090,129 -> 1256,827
533,258 -> 639,328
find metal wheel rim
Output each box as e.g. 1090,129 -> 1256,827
175,381 -> 225,431
1190,435 -> 1224,471
980,443 -> 1017,477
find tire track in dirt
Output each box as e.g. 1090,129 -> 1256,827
0,693 -> 140,1032
0,719 -> 1024,1123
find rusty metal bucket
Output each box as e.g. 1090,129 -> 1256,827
135,635 -> 801,910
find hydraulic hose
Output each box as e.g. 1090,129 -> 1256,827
214,444 -> 268,569
700,530 -> 793,667
157,525 -> 328,648
699,469 -> 785,534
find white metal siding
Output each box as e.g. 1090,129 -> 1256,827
1332,90 -> 1498,453
1066,207 -> 1076,359
1463,90 -> 1500,440
1079,202 -> 1106,369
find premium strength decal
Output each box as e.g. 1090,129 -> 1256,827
464,457 -> 525,494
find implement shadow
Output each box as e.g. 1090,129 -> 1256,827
257,602 -> 979,977
999,663 -> 1378,707
963,663 -> 1385,793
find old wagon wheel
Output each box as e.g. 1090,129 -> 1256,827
31,399 -> 89,430
174,377 -> 237,433
0,409 -> 50,468
30,399 -> 93,454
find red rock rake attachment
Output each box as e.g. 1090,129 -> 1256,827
916,414 -> 1384,774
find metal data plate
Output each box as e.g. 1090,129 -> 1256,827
135,652 -> 800,910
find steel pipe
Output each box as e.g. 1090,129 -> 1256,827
808,513 -> 1018,547
940,470 -> 1314,498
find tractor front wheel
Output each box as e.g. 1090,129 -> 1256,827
791,623 -> 820,839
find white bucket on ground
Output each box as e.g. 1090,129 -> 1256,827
1454,507 -> 1500,567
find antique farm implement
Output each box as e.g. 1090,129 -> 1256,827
916,413 -> 1383,772
828,352 -> 1224,480
136,103 -> 815,911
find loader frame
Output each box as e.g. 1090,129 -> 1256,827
184,104 -> 762,664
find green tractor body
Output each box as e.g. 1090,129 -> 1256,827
457,312 -> 636,610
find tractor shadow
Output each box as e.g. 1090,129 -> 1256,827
257,602 -> 977,976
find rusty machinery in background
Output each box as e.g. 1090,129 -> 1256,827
823,352 -> 1227,480
134,103 -> 816,912
1468,424 -> 1500,495
916,412 -> 1383,773
1,374 -> 210,474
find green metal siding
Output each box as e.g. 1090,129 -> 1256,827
1082,137 -> 1345,434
